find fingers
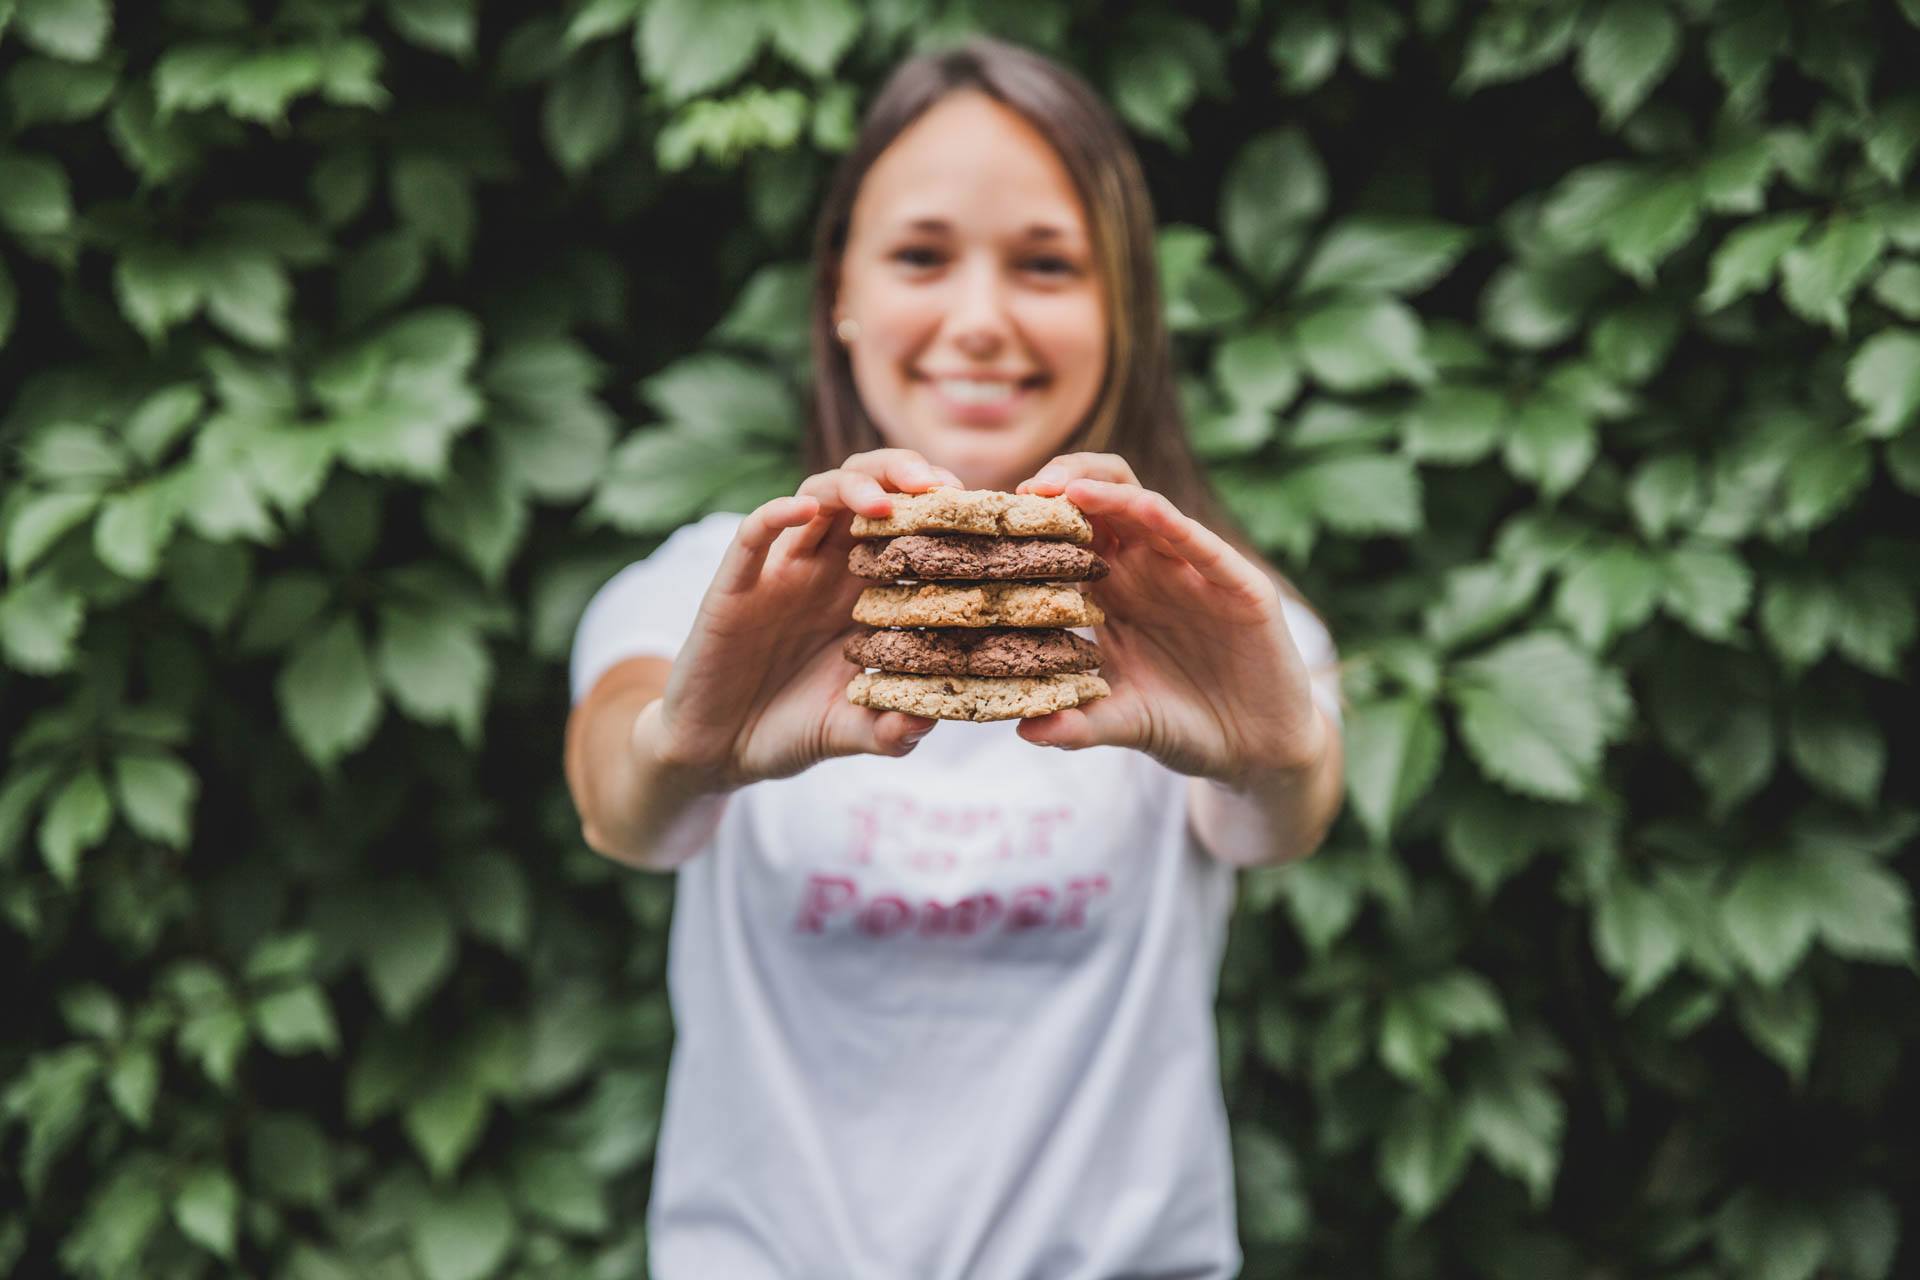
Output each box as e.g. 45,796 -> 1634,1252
789,450 -> 964,555
825,704 -> 938,760
1014,693 -> 1138,752
713,494 -> 821,594
1063,478 -> 1253,592
1015,451 -> 1141,495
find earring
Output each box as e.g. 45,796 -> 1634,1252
835,317 -> 860,344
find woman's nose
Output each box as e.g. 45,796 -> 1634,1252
947,260 -> 1010,357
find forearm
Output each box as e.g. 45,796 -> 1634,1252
569,693 -> 736,873
1188,706 -> 1345,868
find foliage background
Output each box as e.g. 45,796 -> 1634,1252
2,0 -> 1918,1276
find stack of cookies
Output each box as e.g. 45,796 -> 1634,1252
842,487 -> 1113,723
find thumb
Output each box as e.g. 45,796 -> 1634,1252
823,700 -> 938,761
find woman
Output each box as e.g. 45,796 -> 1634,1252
565,34 -> 1346,1280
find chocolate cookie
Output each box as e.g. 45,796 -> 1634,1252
847,671 -> 1110,722
844,626 -> 1103,677
850,487 -> 1093,545
852,582 -> 1105,629
849,535 -> 1109,582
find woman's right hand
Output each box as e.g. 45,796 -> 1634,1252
650,448 -> 964,788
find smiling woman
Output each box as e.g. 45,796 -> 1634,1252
563,32 -> 1345,1280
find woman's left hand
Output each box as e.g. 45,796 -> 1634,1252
1013,453 -> 1329,783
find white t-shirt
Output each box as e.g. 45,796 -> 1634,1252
570,510 -> 1341,1280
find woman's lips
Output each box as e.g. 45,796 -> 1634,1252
919,374 -> 1045,425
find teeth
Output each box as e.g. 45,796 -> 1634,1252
937,378 -> 1017,405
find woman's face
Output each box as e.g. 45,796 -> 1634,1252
835,90 -> 1109,492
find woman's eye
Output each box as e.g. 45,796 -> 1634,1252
1023,256 -> 1076,276
892,247 -> 942,268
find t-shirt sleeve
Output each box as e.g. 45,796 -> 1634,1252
568,510 -> 745,705
1280,595 -> 1344,729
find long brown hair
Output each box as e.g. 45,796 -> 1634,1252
804,35 -> 1317,617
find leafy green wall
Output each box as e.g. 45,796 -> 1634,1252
2,0 -> 1917,1277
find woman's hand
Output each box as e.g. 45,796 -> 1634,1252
653,449 -> 963,787
1013,453 -> 1328,783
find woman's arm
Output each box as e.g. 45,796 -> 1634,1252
564,656 -> 737,873
1187,703 -> 1344,868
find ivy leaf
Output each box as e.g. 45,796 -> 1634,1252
1552,542 -> 1664,649
254,983 -> 340,1057
1294,217 -> 1472,296
1660,543 -> 1754,641
1626,453 -> 1702,539
6,491 -> 101,577
1296,452 -> 1423,535
1787,688 -> 1884,808
95,483 -> 184,580
1220,128 -> 1325,285
1502,392 -> 1596,498
277,616 -> 384,768
110,751 -> 198,849
375,605 -> 492,745
386,0 -> 478,60
1734,976 -> 1818,1083
543,42 -> 627,175
512,1145 -> 609,1236
410,1176 -> 516,1280
1297,297 -> 1431,391
763,0 -> 858,77
637,0 -> 762,102
1779,217 -> 1886,334
1600,171 -> 1700,282
1577,0 -> 1681,126
172,1167 -> 239,1260
1722,853 -> 1820,985
39,767 -> 111,886
1450,631 -> 1629,801
1401,384 -> 1504,464
1594,874 -> 1686,1002
364,884 -> 458,1020
1700,212 -> 1810,311
1844,329 -> 1920,437
404,1064 -> 491,1180
1344,696 -> 1444,846
1377,1091 -> 1471,1219
13,0 -> 112,62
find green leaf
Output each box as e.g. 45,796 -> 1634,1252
1699,212 -> 1810,311
544,43 -> 628,175
1450,631 -> 1629,801
411,1177 -> 516,1280
39,767 -> 111,885
1714,1190 -> 1830,1280
1401,384 -> 1504,464
364,885 -> 458,1020
254,983 -> 340,1056
248,1113 -> 335,1208
1660,543 -> 1753,641
277,616 -> 384,768
1845,329 -> 1920,436
642,352 -> 795,440
1831,568 -> 1917,677
0,572 -> 84,672
1594,874 -> 1685,1002
1377,1091 -> 1471,1219
1456,7 -> 1578,92
1707,1 -> 1785,104
1601,171 -> 1700,283
1461,1035 -> 1565,1206
1780,217 -> 1886,334
1111,39 -> 1197,147
1787,689 -> 1884,808
1722,853 -> 1819,984
1213,327 -> 1301,413
14,0 -> 110,62
1626,453 -> 1702,539
1220,128 -> 1325,285
1502,391 -> 1596,498
1297,297 -> 1430,391
451,851 -> 530,953
1872,260 -> 1920,319
1296,452 -> 1422,535
1577,0 -> 1680,126
1344,696 -> 1443,846
1826,1189 -> 1899,1280
638,0 -> 762,102
1552,542 -> 1663,649
0,149 -> 72,235
202,248 -> 291,348
764,0 -> 858,76
6,56 -> 118,126
1268,7 -> 1340,94
375,606 -> 492,744
1735,975 -> 1818,1083
59,1157 -> 167,1277
1295,217 -> 1471,296
110,752 -> 197,849
6,490 -> 100,576
95,484 -> 183,580
512,1145 -> 608,1236
106,1046 -> 159,1129
1480,258 -> 1610,349
405,1066 -> 491,1180
172,1167 -> 239,1260
386,0 -> 478,60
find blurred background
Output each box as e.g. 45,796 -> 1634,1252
2,0 -> 1917,1277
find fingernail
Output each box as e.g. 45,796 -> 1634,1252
1035,466 -> 1067,487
